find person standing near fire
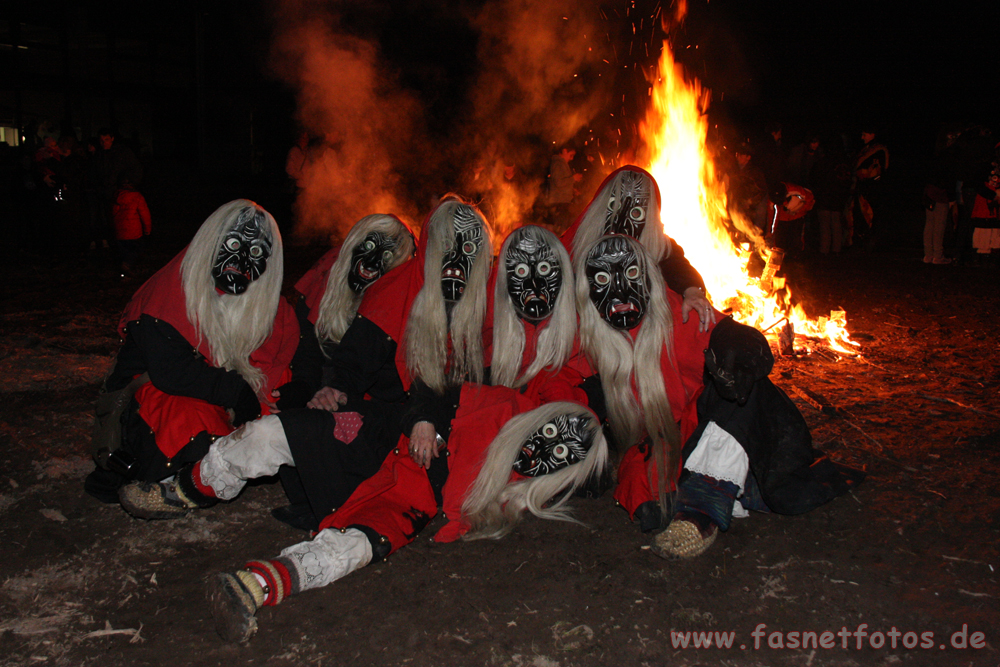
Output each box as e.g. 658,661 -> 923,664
111,176 -> 152,277
765,181 -> 815,256
847,127 -> 889,251
968,142 -> 1000,261
547,145 -> 582,232
91,128 -> 143,252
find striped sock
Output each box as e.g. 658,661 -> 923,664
244,559 -> 296,607
190,462 -> 217,499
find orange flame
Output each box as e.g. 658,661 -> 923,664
637,44 -> 858,356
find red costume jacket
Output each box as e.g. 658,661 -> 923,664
320,384 -> 546,552
117,249 -> 298,458
611,289 -> 721,519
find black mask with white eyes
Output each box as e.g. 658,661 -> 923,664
513,413 -> 594,477
441,205 -> 484,303
585,236 -> 649,330
505,230 -> 561,321
347,231 -> 398,294
603,170 -> 652,240
212,208 -> 272,295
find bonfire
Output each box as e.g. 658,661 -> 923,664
635,29 -> 858,357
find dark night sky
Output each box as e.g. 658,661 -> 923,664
657,0 -> 998,145
329,0 -> 999,154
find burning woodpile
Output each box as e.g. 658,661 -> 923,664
636,28 -> 859,360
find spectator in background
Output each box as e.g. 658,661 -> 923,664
547,145 -> 582,232
786,133 -> 823,187
954,126 -> 995,264
91,128 -> 143,251
112,176 -> 152,276
727,142 -> 769,233
847,127 -> 888,251
922,136 -> 959,265
786,133 -> 822,251
765,182 -> 815,257
284,131 -> 309,189
756,121 -> 786,187
969,143 -> 1000,262
810,140 -> 853,255
57,136 -> 89,252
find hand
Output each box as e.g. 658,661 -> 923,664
263,394 -> 280,414
681,286 -> 716,333
232,384 -> 262,426
408,421 -> 440,469
307,386 -> 347,412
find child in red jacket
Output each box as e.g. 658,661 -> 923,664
112,177 -> 151,275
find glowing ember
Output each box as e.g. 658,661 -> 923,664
636,44 -> 858,356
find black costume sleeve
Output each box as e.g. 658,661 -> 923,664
274,298 -> 326,410
399,378 -> 461,441
327,314 -> 406,403
118,314 -> 254,409
658,237 -> 706,295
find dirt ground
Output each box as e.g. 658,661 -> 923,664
1,240 -> 998,667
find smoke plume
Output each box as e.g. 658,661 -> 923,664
270,0 -> 615,242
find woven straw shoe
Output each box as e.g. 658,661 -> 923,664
650,517 -> 719,559
118,480 -> 195,520
207,571 -> 264,643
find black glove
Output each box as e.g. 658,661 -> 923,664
705,317 -> 773,405
232,383 -> 262,426
273,380 -> 313,411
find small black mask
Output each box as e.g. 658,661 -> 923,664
585,236 -> 649,330
212,208 -> 272,295
603,169 -> 652,240
513,412 -> 594,477
348,231 -> 398,294
441,205 -> 483,303
505,230 -> 561,321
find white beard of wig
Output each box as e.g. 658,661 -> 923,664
491,225 -> 577,388
314,214 -> 415,349
180,199 -> 283,395
574,234 -> 681,511
571,168 -> 670,262
404,197 -> 493,394
461,402 -> 609,541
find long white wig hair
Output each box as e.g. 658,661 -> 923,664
571,167 -> 669,262
574,234 -> 681,513
180,199 -> 283,395
491,225 -> 577,388
462,401 -> 609,541
314,214 -> 415,348
404,196 -> 494,394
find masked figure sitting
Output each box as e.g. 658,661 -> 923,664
85,200 -> 298,506
575,235 -> 861,559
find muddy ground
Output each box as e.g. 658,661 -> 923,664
1,236 -> 998,667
